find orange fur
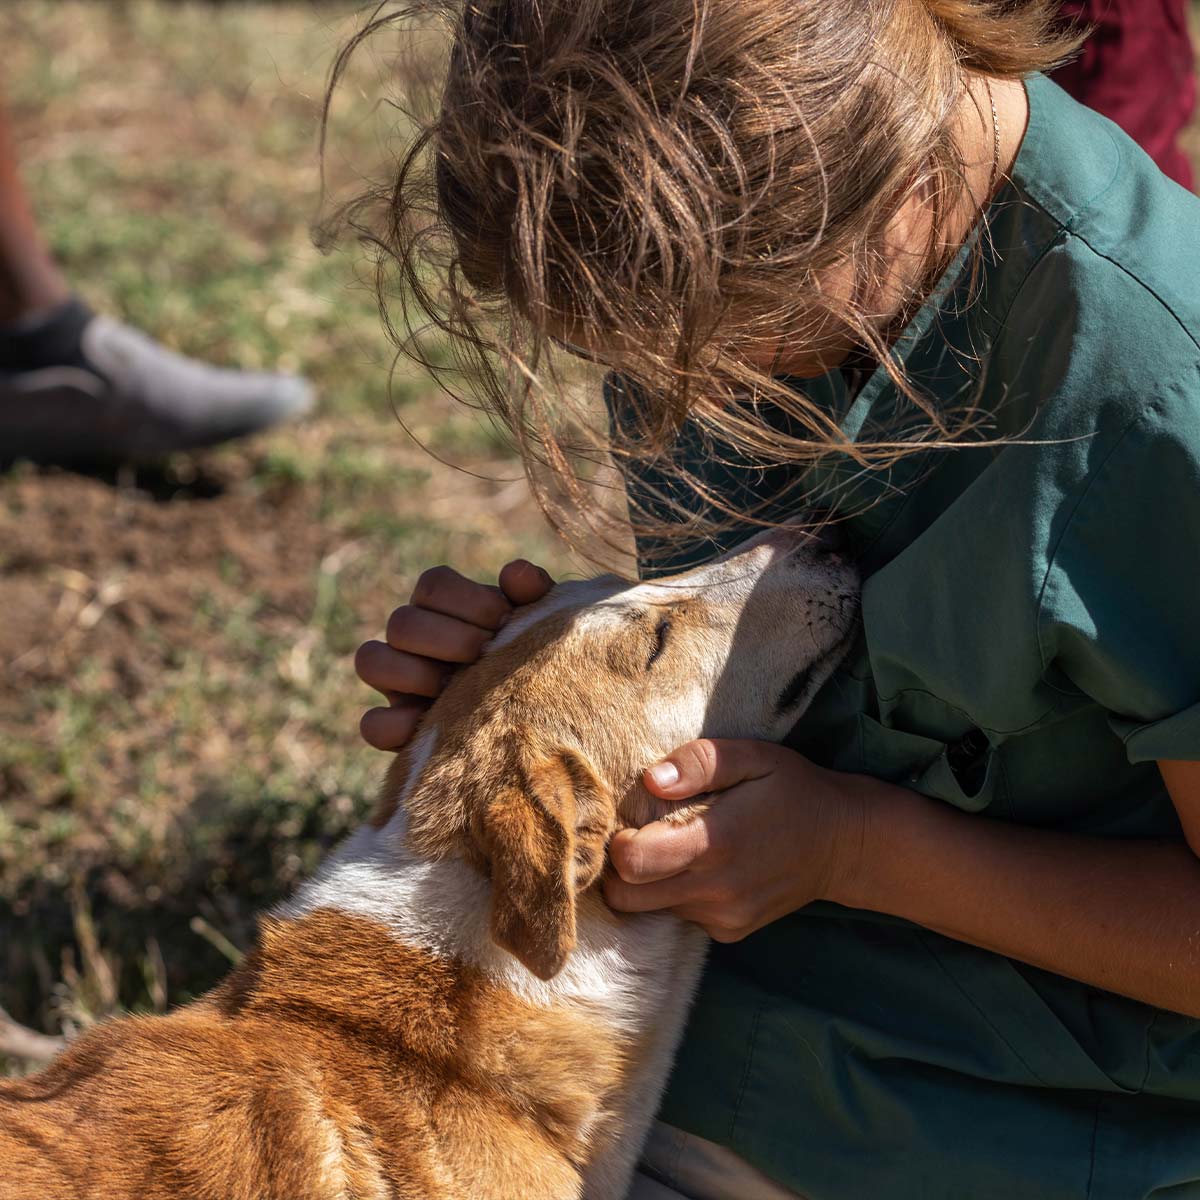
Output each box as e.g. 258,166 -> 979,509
0,529 -> 859,1199
0,909 -> 625,1200
0,602 -> 648,1200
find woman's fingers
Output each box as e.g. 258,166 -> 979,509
358,560 -> 554,755
608,821 -> 715,885
644,738 -> 779,800
359,700 -> 429,751
379,563 -> 555,671
498,559 -> 555,606
355,640 -> 448,698
410,565 -> 513,630
603,865 -> 704,914
385,606 -> 497,663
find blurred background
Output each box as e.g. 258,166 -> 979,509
0,0 -> 1198,1067
0,0 -> 578,1060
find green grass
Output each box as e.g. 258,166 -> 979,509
0,0 -> 584,1061
8,0 -> 1192,1072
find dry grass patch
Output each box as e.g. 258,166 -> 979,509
0,0 -> 584,1053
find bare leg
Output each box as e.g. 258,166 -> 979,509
0,89 -> 70,323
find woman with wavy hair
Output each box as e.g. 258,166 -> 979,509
350,0 -> 1200,1194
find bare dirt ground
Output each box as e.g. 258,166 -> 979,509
0,1 -> 586,1044
2,1 -> 1199,1059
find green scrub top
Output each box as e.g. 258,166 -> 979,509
611,75 -> 1200,1199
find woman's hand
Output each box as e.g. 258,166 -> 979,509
604,739 -> 878,941
355,559 -> 554,751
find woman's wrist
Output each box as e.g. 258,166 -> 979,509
822,774 -> 939,913
818,771 -> 1200,1018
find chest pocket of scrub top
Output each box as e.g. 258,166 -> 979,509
857,713 -> 1005,813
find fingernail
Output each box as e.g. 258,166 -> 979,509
648,761 -> 679,788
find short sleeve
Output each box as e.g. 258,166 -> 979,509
1038,379 -> 1200,764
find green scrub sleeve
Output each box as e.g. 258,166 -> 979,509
1038,377 -> 1200,764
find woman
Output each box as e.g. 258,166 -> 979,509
351,0 -> 1200,1195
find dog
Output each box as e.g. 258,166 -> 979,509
0,526 -> 858,1200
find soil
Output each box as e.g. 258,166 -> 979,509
1,458 -> 319,697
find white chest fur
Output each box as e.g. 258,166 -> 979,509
277,816 -> 708,1195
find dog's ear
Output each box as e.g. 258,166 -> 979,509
479,748 -> 615,981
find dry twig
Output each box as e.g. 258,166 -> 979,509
0,1007 -> 65,1064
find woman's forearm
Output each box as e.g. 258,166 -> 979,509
831,784 -> 1200,1018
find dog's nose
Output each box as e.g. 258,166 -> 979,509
807,521 -> 846,558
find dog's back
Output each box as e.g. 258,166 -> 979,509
1,907 -> 625,1200
1,528 -> 858,1199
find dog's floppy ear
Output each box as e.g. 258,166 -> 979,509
479,748 -> 615,981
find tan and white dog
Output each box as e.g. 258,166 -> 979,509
0,526 -> 858,1200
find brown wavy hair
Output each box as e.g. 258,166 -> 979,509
325,0 -> 1082,566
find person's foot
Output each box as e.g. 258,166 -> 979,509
0,298 -> 313,465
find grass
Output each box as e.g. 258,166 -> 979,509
2,0 -> 1199,1070
0,0 -> 586,1058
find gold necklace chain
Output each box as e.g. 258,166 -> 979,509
984,78 -> 1001,199
828,78 -> 1003,376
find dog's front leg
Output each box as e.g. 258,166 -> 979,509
579,924 -> 709,1200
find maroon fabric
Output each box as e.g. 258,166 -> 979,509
1052,0 -> 1196,189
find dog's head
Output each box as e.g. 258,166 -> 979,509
381,527 -> 859,979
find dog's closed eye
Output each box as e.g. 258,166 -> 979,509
645,618 -> 671,670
